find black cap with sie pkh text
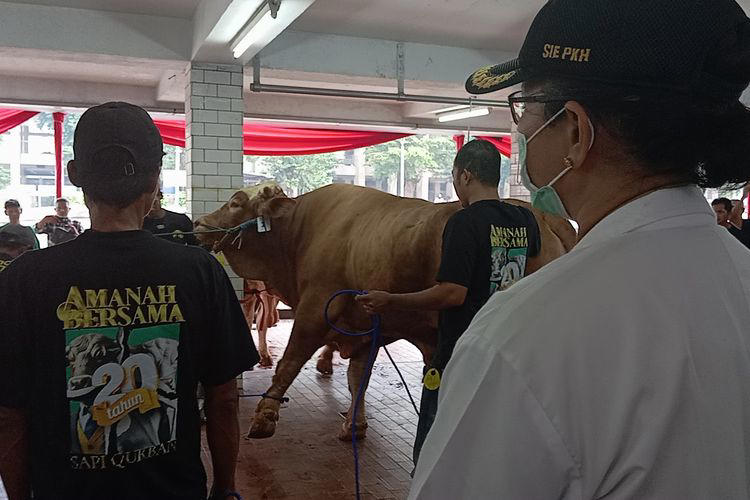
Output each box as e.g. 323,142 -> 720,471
466,0 -> 750,98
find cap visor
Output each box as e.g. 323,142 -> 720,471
465,59 -> 527,94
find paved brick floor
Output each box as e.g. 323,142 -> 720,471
202,320 -> 425,500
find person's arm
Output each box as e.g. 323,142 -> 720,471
356,282 -> 467,314
29,229 -> 39,250
358,213 -> 476,314
177,214 -> 199,246
204,379 -> 239,497
35,216 -> 55,233
0,408 -> 29,500
200,258 -> 259,496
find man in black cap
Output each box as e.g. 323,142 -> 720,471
0,224 -> 36,272
410,0 -> 750,498
1,199 -> 39,249
0,102 -> 258,500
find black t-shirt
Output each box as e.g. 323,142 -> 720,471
0,230 -> 258,500
728,221 -> 750,249
431,200 -> 541,371
143,210 -> 199,246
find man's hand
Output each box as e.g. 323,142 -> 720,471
36,216 -> 56,229
355,290 -> 392,314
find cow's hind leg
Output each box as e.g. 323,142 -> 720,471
257,325 -> 273,368
316,343 -> 335,375
339,346 -> 375,441
247,315 -> 322,439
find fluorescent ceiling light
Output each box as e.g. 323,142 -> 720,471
437,106 -> 490,123
433,104 -> 470,114
232,3 -> 275,59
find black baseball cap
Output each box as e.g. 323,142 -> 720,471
466,0 -> 750,99
74,102 -> 164,178
0,225 -> 35,249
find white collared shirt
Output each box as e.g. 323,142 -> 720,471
410,186 -> 750,500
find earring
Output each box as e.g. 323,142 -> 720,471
563,157 -> 575,169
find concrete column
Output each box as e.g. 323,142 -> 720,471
185,61 -> 245,296
508,123 -> 530,201
353,148 -> 366,186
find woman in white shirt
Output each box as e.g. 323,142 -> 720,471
410,0 -> 750,498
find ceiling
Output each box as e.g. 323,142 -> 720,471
6,0 -> 201,18
291,0 -> 545,51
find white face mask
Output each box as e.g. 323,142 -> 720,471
517,108 -> 595,219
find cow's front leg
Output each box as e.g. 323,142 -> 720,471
316,343 -> 335,375
247,314 -> 322,439
339,345 -> 375,441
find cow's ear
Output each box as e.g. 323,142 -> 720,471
262,197 -> 296,219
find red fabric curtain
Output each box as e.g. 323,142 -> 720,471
153,119 -> 410,156
0,109 -> 38,135
453,134 -> 511,158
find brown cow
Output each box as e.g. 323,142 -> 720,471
195,182 -> 575,440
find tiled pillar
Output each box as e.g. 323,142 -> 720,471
508,123 -> 530,201
185,62 -> 245,296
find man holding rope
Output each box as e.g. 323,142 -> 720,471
357,139 -> 541,467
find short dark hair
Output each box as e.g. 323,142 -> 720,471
4,199 -> 20,209
533,78 -> 750,189
454,139 -> 501,187
78,146 -> 160,208
56,198 -> 69,205
712,198 -> 733,212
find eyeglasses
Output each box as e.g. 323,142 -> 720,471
507,90 -> 569,125
508,90 -> 644,124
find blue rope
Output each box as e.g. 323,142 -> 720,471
324,289 -> 381,500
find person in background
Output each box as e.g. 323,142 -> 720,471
143,190 -> 198,245
729,199 -> 750,248
730,198 -> 746,227
1,199 -> 39,249
35,198 -> 83,246
0,101 -> 258,500
241,279 -> 280,368
713,197 -> 749,247
0,225 -> 36,272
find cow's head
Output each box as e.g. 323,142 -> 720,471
195,181 -> 296,252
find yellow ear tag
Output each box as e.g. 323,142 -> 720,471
423,368 -> 441,390
214,252 -> 227,265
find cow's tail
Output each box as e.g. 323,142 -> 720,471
540,213 -> 577,252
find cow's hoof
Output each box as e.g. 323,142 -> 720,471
259,355 -> 273,368
316,357 -> 334,375
247,401 -> 279,439
247,414 -> 277,439
338,421 -> 368,441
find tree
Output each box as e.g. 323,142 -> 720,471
367,135 -> 455,179
366,135 -> 456,196
0,164 -> 10,190
35,113 -> 80,164
261,153 -> 337,196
